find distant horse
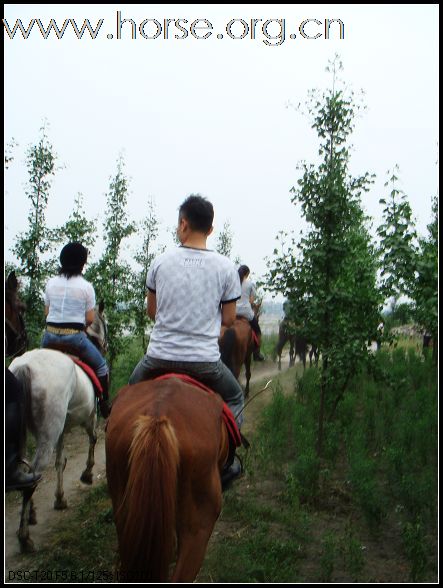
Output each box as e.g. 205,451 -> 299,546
5,271 -> 28,359
219,317 -> 254,397
309,344 -> 320,367
275,318 -> 296,370
8,309 -> 107,553
275,318 -> 313,370
106,377 -> 232,582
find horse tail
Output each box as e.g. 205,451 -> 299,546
118,415 -> 180,581
8,363 -> 31,459
220,327 -> 236,374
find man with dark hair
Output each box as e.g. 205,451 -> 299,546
129,194 -> 245,482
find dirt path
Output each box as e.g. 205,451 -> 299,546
4,354 -> 293,577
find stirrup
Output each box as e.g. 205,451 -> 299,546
221,455 -> 243,491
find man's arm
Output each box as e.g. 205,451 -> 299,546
147,290 -> 157,320
221,301 -> 236,328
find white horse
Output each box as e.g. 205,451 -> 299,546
9,348 -> 98,553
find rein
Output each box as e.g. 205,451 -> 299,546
5,316 -> 28,359
235,379 -> 273,420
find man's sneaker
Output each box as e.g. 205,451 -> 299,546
253,352 -> 265,361
221,456 -> 242,491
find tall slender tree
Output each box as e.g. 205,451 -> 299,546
12,124 -> 58,347
376,165 -> 417,306
86,155 -> 136,374
131,197 -> 163,351
265,57 -> 381,457
411,194 -> 438,363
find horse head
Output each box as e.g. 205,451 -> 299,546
86,301 -> 108,355
5,271 -> 28,358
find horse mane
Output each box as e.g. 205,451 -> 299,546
118,415 -> 180,581
219,327 -> 236,373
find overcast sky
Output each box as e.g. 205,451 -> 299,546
4,4 -> 439,296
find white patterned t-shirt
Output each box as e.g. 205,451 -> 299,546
146,246 -> 241,361
44,275 -> 95,325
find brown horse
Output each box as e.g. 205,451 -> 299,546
219,317 -> 254,397
275,318 -> 296,370
5,271 -> 28,359
105,377 -> 231,582
275,318 -> 314,370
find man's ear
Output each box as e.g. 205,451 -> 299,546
207,226 -> 214,237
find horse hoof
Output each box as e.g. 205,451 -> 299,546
54,498 -> 68,510
80,472 -> 93,485
19,537 -> 36,554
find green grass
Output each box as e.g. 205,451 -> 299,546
14,340 -> 437,583
14,483 -> 117,583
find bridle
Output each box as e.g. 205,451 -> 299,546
5,312 -> 28,359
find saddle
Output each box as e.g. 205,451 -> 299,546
154,373 -> 244,465
43,343 -> 103,400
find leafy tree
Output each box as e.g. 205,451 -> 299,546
411,194 -> 438,362
131,197 -> 163,351
377,166 -> 418,305
11,124 -> 58,347
264,56 -> 381,457
4,137 -> 18,169
216,220 -> 233,258
86,155 -> 136,374
56,193 -> 97,249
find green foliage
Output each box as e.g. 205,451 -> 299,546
215,220 -> 234,258
410,194 -> 438,360
4,137 -> 18,169
346,429 -> 386,534
130,197 -> 162,351
85,155 -> 136,373
402,518 -> 428,582
17,483 -> 116,582
109,335 -> 146,397
56,193 -> 97,249
264,56 -> 381,457
319,532 -> 337,582
12,124 -> 58,347
377,165 -> 418,302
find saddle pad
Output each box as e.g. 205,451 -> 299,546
72,358 -> 103,399
251,330 -> 259,347
154,373 -> 242,448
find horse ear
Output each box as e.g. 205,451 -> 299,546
98,300 -> 105,313
7,271 -> 18,290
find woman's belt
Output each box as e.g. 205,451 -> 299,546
46,326 -> 84,335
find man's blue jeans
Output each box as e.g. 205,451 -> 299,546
41,331 -> 108,377
129,355 -> 244,427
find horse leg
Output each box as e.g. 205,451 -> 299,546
18,486 -> 37,553
29,497 -> 37,525
54,434 -> 68,510
289,342 -> 295,367
80,416 -> 97,485
172,470 -> 222,582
